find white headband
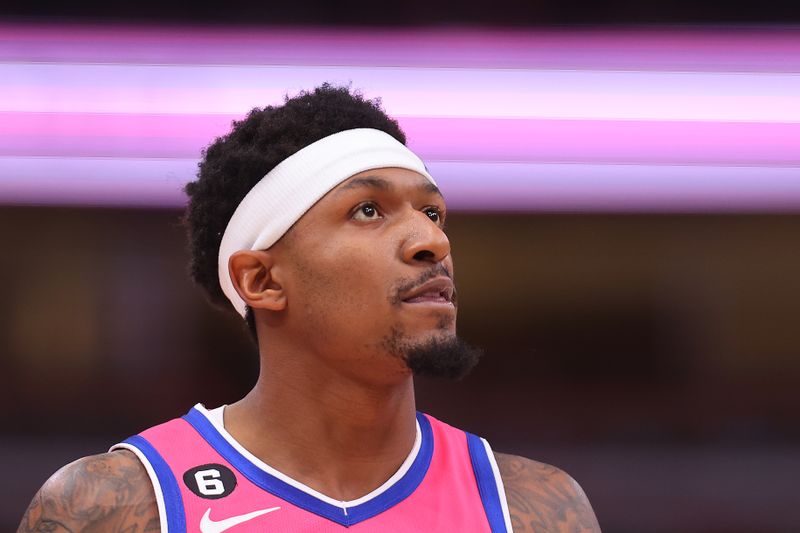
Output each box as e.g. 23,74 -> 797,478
218,127 -> 436,317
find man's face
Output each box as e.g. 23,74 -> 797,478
272,167 -> 478,383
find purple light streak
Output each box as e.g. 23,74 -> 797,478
2,24 -> 799,72
3,158 -> 799,211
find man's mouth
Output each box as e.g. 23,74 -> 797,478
400,277 -> 455,305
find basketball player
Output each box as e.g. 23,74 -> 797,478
18,85 -> 601,532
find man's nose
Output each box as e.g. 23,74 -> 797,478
401,211 -> 451,264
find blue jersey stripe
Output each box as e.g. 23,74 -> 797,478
466,433 -> 508,533
123,435 -> 187,533
182,407 -> 433,527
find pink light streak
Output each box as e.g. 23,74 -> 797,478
1,113 -> 798,166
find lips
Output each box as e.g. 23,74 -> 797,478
400,277 -> 455,305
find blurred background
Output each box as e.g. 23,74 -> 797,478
2,1 -> 799,532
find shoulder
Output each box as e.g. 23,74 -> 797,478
17,450 -> 159,533
494,452 -> 601,533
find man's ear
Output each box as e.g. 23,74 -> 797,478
228,250 -> 286,312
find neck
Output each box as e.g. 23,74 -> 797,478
224,341 -> 418,502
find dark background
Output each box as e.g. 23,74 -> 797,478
1,0 -> 798,25
3,208 -> 800,532
3,1 -> 800,532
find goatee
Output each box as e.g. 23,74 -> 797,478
404,335 -> 482,379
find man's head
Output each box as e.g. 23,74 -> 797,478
184,85 -> 480,380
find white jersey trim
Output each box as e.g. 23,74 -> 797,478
482,437 -> 514,533
205,404 -> 225,427
195,403 -> 422,512
110,442 -> 169,533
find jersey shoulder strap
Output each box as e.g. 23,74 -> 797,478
111,416 -> 195,533
423,413 -> 513,533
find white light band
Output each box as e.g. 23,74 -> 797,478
218,128 -> 436,317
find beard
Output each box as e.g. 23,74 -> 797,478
382,327 -> 482,379
405,334 -> 483,379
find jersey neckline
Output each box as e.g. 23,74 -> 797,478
182,404 -> 434,527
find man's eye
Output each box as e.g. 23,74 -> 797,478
424,207 -> 444,225
352,203 -> 382,221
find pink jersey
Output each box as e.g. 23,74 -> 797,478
112,404 -> 512,532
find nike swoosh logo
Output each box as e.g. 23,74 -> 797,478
199,506 -> 281,533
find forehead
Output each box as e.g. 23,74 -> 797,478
330,167 -> 441,198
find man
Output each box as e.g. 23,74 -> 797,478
18,85 -> 601,532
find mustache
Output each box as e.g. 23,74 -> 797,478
390,264 -> 457,306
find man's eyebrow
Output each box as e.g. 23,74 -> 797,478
336,176 -> 391,192
421,181 -> 442,196
335,175 -> 442,197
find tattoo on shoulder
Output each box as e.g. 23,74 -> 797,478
495,453 -> 601,533
17,450 -> 159,533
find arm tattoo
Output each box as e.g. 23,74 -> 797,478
496,453 -> 601,533
17,451 -> 160,533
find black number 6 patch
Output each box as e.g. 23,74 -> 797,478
183,463 -> 237,499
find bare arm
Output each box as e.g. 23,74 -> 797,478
495,452 -> 601,533
17,450 -> 159,533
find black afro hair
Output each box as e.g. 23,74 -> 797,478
183,84 -> 406,320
